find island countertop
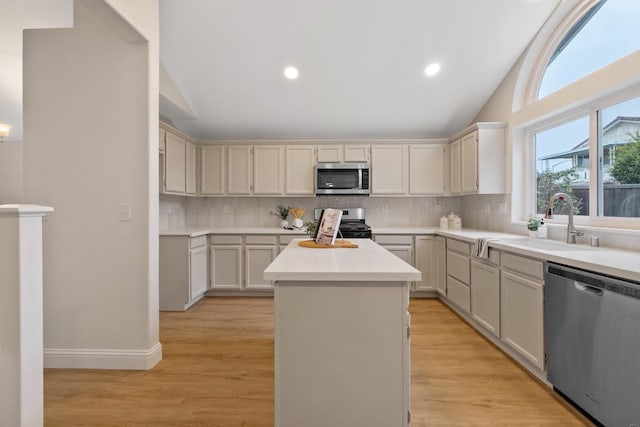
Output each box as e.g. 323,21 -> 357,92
264,238 -> 421,282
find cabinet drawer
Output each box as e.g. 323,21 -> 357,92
279,235 -> 298,245
210,235 -> 242,245
447,276 -> 470,313
375,235 -> 413,245
189,236 -> 207,249
501,252 -> 543,280
447,238 -> 470,255
245,235 -> 277,245
447,250 -> 470,284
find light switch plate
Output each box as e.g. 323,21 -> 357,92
119,204 -> 131,222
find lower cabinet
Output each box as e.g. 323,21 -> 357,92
470,259 -> 500,336
210,235 -> 243,290
244,235 -> 277,290
159,235 -> 207,311
434,236 -> 447,296
445,238 -> 471,312
414,236 -> 435,291
500,269 -> 544,370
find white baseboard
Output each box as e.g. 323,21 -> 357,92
44,342 -> 162,370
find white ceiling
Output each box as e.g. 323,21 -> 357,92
159,0 -> 561,140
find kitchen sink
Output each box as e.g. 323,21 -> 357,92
498,238 -> 599,252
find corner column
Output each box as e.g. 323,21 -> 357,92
0,204 -> 53,427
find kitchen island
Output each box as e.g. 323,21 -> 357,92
264,238 -> 421,427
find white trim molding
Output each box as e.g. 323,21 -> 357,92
44,342 -> 163,370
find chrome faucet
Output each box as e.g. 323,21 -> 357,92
545,192 -> 584,244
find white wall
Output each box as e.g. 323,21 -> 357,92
22,0 -> 160,369
0,141 -> 23,202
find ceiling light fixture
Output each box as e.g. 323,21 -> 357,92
0,123 -> 11,143
424,63 -> 441,77
284,66 -> 299,80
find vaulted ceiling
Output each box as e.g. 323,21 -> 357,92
159,0 -> 561,140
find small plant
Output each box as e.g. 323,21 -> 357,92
527,216 -> 542,231
303,220 -> 318,237
270,204 -> 291,220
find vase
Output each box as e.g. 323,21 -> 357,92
293,218 -> 304,228
528,230 -> 537,238
280,219 -> 289,228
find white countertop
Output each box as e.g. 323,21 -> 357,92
264,238 -> 421,282
160,227 -> 307,237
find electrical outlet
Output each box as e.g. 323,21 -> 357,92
223,205 -> 229,214
484,204 -> 491,213
382,205 -> 388,213
499,203 -> 507,214
118,203 -> 131,222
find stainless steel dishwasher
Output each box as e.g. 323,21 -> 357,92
544,262 -> 640,426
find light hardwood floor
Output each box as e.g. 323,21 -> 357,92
44,297 -> 588,426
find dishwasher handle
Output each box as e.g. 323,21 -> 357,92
574,283 -> 604,296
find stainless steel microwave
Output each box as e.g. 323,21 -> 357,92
315,163 -> 370,195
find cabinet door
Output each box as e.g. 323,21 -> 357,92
210,245 -> 243,289
227,145 -> 253,194
344,145 -> 370,162
461,131 -> 478,193
409,145 -> 445,194
435,236 -> 447,297
450,139 -> 461,194
316,145 -> 342,163
254,145 -> 284,195
186,142 -> 197,194
470,260 -> 500,336
371,145 -> 408,195
159,128 -> 166,153
446,249 -> 470,284
285,145 -> 315,195
165,132 -> 186,193
189,245 -> 207,300
500,270 -> 544,369
414,236 -> 435,291
382,245 -> 413,265
200,145 -> 225,195
245,245 -> 277,290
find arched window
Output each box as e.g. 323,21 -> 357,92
538,0 -> 640,99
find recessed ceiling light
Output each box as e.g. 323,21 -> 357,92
424,63 -> 441,77
284,66 -> 299,80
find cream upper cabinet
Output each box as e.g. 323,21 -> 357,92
254,145 -> 284,195
449,139 -> 461,194
285,145 -> 315,195
461,131 -> 478,193
409,144 -> 446,195
186,142 -> 197,195
164,131 -> 186,193
450,123 -> 506,194
344,145 -> 370,162
371,145 -> 408,195
227,145 -> 253,195
200,145 -> 225,195
316,145 -> 343,163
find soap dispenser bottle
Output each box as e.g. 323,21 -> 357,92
537,220 -> 547,239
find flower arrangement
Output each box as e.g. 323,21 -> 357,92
303,220 -> 318,237
270,204 -> 291,220
527,216 -> 542,231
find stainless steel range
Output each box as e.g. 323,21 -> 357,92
314,208 -> 372,239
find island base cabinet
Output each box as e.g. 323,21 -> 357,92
500,270 -> 544,369
275,282 -> 410,427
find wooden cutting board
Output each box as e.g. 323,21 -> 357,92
298,239 -> 359,249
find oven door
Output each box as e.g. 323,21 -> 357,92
315,163 -> 369,195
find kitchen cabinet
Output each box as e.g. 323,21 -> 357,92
253,145 -> 284,195
371,145 -> 408,195
316,145 -> 343,163
186,142 -> 197,195
245,235 -> 278,290
449,122 -> 506,194
375,235 -> 413,265
159,128 -> 166,153
159,235 -> 207,311
164,131 -> 186,193
278,235 -> 297,253
449,139 -> 461,194
409,144 -> 446,195
414,236 -> 435,291
200,145 -> 225,195
446,238 -> 471,313
500,252 -> 544,370
344,145 -> 370,162
470,255 -> 500,336
210,235 -> 243,290
227,145 -> 253,195
434,236 -> 447,296
285,145 -> 315,195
